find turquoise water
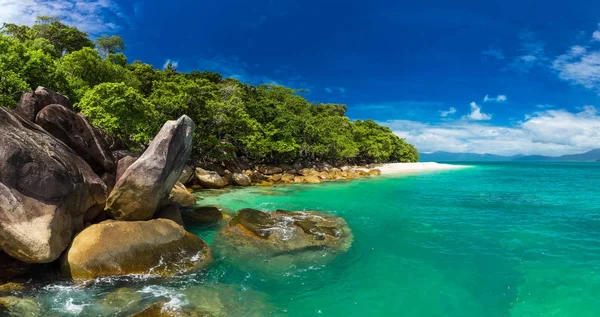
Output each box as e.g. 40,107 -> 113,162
33,162 -> 600,316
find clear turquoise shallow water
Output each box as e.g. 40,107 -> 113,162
35,162 -> 600,316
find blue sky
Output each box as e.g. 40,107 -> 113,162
3,0 -> 600,155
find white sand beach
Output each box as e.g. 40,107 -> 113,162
362,162 -> 472,175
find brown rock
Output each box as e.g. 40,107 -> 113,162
115,156 -> 138,182
368,169 -> 382,176
269,173 -> 283,182
61,219 -> 212,280
169,182 -> 196,207
15,86 -> 72,122
181,206 -> 224,226
281,174 -> 295,183
106,116 -> 195,221
154,204 -> 184,226
299,168 -> 317,176
304,175 -> 322,184
231,173 -> 251,186
0,107 -> 106,263
178,165 -> 195,185
217,209 -> 353,254
195,168 -> 227,189
0,296 -> 41,316
35,105 -> 115,173
258,166 -> 283,175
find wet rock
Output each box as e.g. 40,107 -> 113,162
169,182 -> 196,207
217,209 -> 353,254
61,219 -> 212,280
98,287 -> 142,316
129,301 -> 214,317
231,173 -> 251,186
0,107 -> 106,263
15,86 -> 72,122
0,282 -> 25,296
181,206 -> 225,226
194,168 -> 227,189
155,204 -> 184,226
0,296 -> 42,316
35,105 -> 115,174
106,116 -> 195,221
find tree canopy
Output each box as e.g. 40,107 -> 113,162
0,17 -> 419,164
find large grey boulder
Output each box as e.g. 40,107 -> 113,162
35,104 -> 115,174
15,87 -> 72,122
115,156 -> 138,181
105,116 -> 195,221
0,108 -> 106,263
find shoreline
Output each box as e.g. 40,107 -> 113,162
365,162 -> 472,175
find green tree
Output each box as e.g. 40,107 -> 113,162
57,47 -> 139,101
29,16 -> 94,55
96,35 -> 125,56
79,83 -> 159,145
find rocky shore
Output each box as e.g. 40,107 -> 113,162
0,87 -> 357,316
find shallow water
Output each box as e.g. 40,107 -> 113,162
29,162 -> 600,316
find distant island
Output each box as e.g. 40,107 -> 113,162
420,149 -> 600,162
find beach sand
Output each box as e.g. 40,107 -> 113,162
362,162 -> 472,175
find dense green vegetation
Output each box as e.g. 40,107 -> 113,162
0,17 -> 419,164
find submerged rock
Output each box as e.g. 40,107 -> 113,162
217,209 -> 353,255
106,116 -> 195,221
0,296 -> 42,316
98,287 -> 142,316
35,104 -> 115,174
15,86 -> 72,122
181,206 -> 226,227
0,107 -> 106,263
61,219 -> 212,280
129,301 -> 215,317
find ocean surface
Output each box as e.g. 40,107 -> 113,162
33,162 -> 600,316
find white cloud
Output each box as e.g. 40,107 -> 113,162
593,31 -> 600,41
325,87 -> 333,93
483,94 -> 507,103
383,106 -> 600,156
439,107 -> 457,117
508,30 -> 548,73
338,87 -> 347,93
0,0 -> 126,34
482,48 -> 505,60
464,102 -> 492,121
553,43 -> 600,91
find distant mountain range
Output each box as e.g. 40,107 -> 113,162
419,149 -> 600,162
